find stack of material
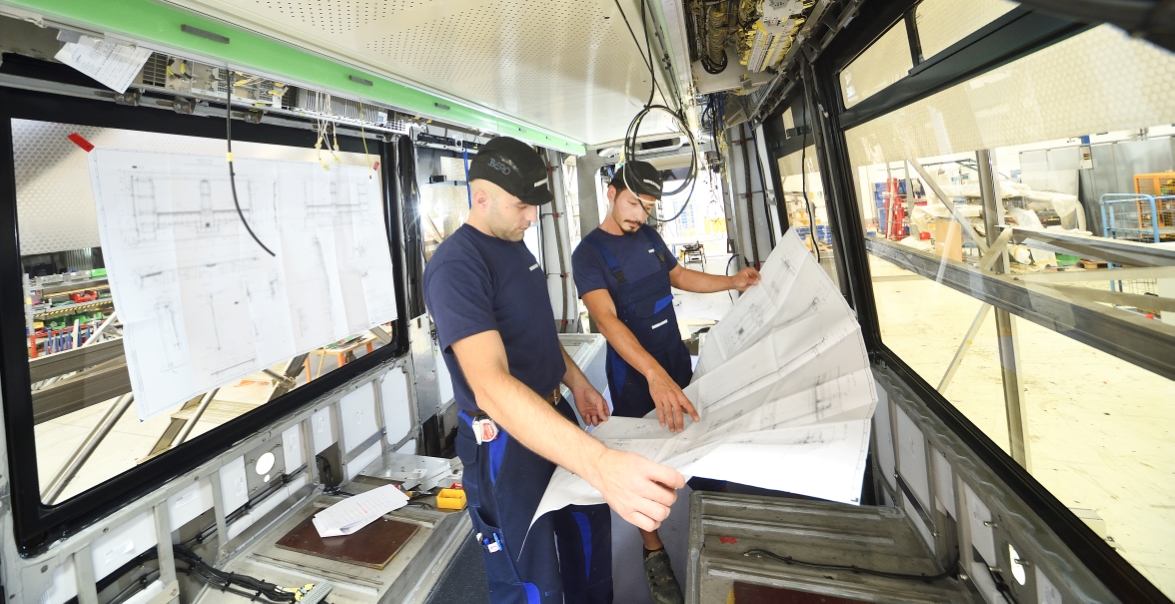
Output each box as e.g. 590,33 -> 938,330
533,230 -> 877,524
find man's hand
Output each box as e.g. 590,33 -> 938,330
590,448 -> 684,532
572,384 -> 611,427
647,369 -> 700,432
730,266 -> 762,292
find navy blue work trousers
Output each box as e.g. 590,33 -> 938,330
457,399 -> 613,604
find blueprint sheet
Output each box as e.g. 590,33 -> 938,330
533,230 -> 877,525
89,149 -> 397,420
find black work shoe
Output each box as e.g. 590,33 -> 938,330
643,548 -> 684,604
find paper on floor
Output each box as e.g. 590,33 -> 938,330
531,230 -> 877,527
313,485 -> 408,538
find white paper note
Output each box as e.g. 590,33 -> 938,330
55,36 -> 152,94
312,485 -> 409,538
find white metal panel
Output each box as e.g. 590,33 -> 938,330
40,557 -> 76,604
121,580 -> 165,604
219,456 -> 249,514
872,381 -> 896,491
311,407 -> 336,454
167,477 -> 214,532
895,406 -> 931,510
931,448 -> 955,517
965,482 -> 997,564
347,442 -> 383,482
435,347 -> 454,406
904,497 -> 936,554
339,383 -> 379,454
397,439 -> 416,454
90,511 -> 157,581
1036,566 -> 1063,604
381,368 -> 414,445
282,424 -> 304,471
971,560 -> 1004,604
162,0 -> 677,144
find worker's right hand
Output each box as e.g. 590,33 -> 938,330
592,448 -> 684,532
646,370 -> 700,432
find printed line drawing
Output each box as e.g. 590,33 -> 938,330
89,149 -> 398,420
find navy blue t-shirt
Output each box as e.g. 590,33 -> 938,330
572,225 -> 678,297
423,224 -> 564,414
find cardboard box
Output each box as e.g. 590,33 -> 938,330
934,218 -> 963,262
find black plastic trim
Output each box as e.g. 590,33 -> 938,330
1,84 -> 408,554
840,8 -> 1091,130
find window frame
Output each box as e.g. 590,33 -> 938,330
0,84 -> 410,555
758,2 -> 1171,600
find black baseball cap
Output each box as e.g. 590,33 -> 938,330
609,160 -> 663,200
467,136 -> 553,205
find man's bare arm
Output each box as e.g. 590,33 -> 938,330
452,331 -> 684,530
560,344 -> 610,427
668,264 -> 760,293
581,289 -> 698,431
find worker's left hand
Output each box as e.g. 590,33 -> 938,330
730,267 -> 762,292
572,385 -> 611,427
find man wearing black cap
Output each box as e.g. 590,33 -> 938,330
424,139 -> 686,604
572,160 -> 760,604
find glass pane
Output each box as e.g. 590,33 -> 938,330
840,23 -> 914,109
845,25 -> 1175,596
15,120 -> 397,504
915,0 -> 1018,60
778,145 -> 837,283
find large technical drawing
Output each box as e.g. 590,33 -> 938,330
533,230 -> 877,524
89,149 -> 397,420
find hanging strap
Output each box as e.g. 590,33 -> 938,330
638,226 -> 667,267
582,233 -> 627,284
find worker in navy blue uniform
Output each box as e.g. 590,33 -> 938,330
424,138 -> 687,604
572,161 -> 760,604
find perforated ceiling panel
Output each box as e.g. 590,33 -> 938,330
170,0 -> 675,145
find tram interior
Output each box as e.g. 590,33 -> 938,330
0,0 -> 1172,602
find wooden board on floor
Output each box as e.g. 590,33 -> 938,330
274,515 -> 419,569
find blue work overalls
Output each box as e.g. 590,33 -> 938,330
582,226 -> 692,419
583,227 -> 725,492
457,399 -> 613,604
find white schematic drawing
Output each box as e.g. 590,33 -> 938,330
89,149 -> 398,421
532,229 -> 878,525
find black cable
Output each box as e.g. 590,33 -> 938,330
725,254 -> 738,303
226,69 -> 277,257
744,548 -> 960,583
640,0 -> 657,108
747,126 -> 776,248
611,0 -> 670,108
315,454 -> 341,494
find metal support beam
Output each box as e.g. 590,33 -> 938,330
937,303 -> 992,393
41,393 -> 134,504
1012,266 -> 1175,283
173,389 -> 219,446
544,149 -> 577,332
1010,227 -> 1175,267
978,149 -> 1030,470
1043,284 -> 1175,313
908,157 -> 988,255
995,307 -> 1031,469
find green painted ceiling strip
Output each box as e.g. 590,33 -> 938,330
0,0 -> 587,155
